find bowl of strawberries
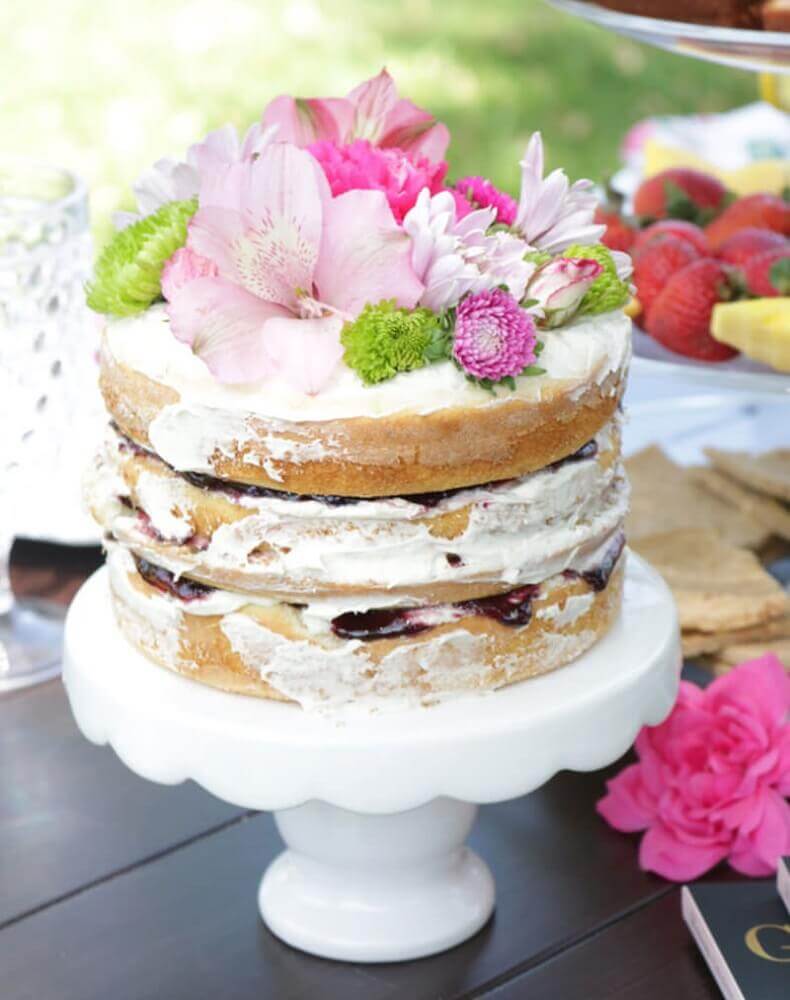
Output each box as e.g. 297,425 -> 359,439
598,167 -> 790,390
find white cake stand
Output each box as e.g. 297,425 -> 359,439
62,553 -> 681,963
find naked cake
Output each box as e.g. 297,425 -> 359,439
86,71 -> 633,710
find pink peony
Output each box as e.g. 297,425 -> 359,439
598,655 -> 790,882
262,69 -> 450,163
308,139 -> 448,223
454,176 -> 517,226
452,288 -> 537,381
165,142 -> 422,393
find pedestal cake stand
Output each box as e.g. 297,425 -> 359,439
62,552 -> 681,963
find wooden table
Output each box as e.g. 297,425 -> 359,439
1,541 -> 730,1000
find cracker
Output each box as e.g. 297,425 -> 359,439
691,467 -> 790,541
632,528 -> 788,632
626,446 -> 768,548
682,612 -> 790,658
708,638 -> 790,674
705,447 -> 790,503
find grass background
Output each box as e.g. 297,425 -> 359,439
1,0 -> 755,241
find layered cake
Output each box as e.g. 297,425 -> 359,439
86,71 -> 633,710
591,0 -> 790,29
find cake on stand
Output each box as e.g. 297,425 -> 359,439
63,551 -> 680,964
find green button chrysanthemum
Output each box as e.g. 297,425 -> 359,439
564,243 -> 631,315
86,198 -> 198,317
341,300 -> 447,385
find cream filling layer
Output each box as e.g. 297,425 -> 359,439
103,304 -> 631,426
90,421 -> 628,595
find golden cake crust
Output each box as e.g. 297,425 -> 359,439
100,341 -> 625,497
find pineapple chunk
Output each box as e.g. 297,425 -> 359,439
710,299 -> 790,373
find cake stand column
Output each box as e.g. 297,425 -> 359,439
259,797 -> 495,962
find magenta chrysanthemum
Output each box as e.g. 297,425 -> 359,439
452,288 -> 537,381
308,139 -> 448,223
454,176 -> 517,225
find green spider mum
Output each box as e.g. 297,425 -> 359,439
86,198 -> 198,317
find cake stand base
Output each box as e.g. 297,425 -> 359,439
261,798 -> 493,962
62,552 -> 680,963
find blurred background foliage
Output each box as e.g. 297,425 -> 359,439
2,0 -> 754,242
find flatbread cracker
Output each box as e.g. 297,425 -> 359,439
705,447 -> 790,503
633,528 -> 788,633
626,446 -> 768,548
708,638 -> 790,674
682,612 -> 790,658
691,467 -> 790,541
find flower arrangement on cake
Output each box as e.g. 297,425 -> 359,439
86,71 -> 635,710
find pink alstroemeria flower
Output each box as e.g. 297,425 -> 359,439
514,133 -> 605,254
527,257 -> 602,328
262,69 -> 449,164
162,142 -> 423,394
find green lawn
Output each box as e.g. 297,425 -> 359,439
3,0 -> 754,241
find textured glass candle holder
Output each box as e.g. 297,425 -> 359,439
0,156 -> 92,691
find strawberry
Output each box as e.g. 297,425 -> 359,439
716,227 -> 787,267
632,237 -> 701,322
741,248 -> 790,297
646,259 -> 737,361
632,220 -> 709,258
633,168 -> 729,224
594,207 -> 636,252
705,193 -> 790,250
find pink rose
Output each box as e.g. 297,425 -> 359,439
597,655 -> 790,882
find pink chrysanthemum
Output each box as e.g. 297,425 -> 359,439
453,288 -> 537,381
308,139 -> 448,223
454,176 -> 517,226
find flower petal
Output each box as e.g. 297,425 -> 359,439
161,247 -> 218,301
315,189 -> 423,315
639,822 -> 729,882
166,275 -> 288,383
347,69 -> 399,143
191,146 -> 328,311
261,95 -> 354,146
261,315 -> 344,394
597,764 -> 656,832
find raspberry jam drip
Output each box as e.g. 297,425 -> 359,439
565,532 -> 626,592
134,556 -> 212,602
331,585 -> 539,642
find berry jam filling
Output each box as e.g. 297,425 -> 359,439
134,556 -> 213,602
331,585 -> 539,641
113,423 -> 598,510
547,438 -> 598,471
564,532 -> 625,592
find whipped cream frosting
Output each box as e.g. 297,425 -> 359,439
103,304 -> 631,424
89,419 -> 628,598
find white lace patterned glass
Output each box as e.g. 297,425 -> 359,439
0,156 -> 92,692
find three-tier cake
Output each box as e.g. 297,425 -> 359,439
86,71 -> 633,710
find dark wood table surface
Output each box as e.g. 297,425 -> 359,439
1,541 -> 738,1000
